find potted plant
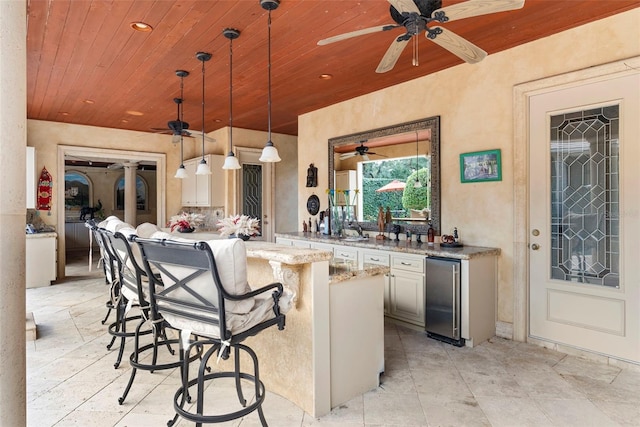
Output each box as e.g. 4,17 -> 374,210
216,214 -> 260,240
169,212 -> 205,233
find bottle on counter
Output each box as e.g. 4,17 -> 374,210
427,221 -> 435,245
453,227 -> 459,243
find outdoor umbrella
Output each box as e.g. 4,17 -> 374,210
376,179 -> 406,192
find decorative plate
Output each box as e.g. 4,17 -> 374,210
306,194 -> 320,215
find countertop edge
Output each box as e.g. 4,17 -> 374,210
275,232 -> 500,260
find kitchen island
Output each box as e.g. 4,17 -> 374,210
168,232 -> 386,417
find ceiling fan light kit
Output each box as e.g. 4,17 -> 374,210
222,28 -> 242,170
317,0 -> 525,73
258,0 -> 282,163
195,51 -> 212,175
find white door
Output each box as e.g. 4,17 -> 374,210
529,73 -> 640,363
236,147 -> 274,242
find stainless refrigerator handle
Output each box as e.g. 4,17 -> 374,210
452,264 -> 459,337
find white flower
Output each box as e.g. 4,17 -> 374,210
216,214 -> 260,237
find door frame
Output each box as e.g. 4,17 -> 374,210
57,145 -> 166,279
512,57 -> 640,345
234,146 -> 275,242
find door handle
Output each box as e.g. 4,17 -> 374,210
531,243 -> 540,250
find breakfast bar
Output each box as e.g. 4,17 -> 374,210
178,233 -> 386,418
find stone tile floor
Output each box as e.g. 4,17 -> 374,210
25,253 -> 640,426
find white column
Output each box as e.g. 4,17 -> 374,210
0,1 -> 27,425
123,162 -> 138,225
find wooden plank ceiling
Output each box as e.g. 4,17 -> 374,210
27,0 -> 638,137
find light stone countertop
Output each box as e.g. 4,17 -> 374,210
169,231 -> 333,265
275,232 -> 500,260
26,232 -> 57,239
329,263 -> 390,284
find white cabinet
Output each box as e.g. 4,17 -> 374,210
181,154 -> 225,207
274,234 -> 498,346
26,233 -> 57,288
388,254 -> 425,327
334,170 -> 356,206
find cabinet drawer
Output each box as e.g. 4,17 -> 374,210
333,246 -> 358,262
391,254 -> 425,274
361,250 -> 390,266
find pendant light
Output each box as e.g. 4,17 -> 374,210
174,70 -> 189,179
222,28 -> 241,170
195,51 -> 212,175
258,0 -> 281,163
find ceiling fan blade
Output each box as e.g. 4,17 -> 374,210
339,152 -> 358,160
317,24 -> 400,46
183,130 -> 216,142
433,0 -> 525,23
376,38 -> 410,73
428,26 -> 487,64
387,0 -> 420,15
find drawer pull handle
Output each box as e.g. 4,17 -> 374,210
400,262 -> 412,265
370,257 -> 380,261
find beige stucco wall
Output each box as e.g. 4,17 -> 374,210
26,119 -> 297,236
297,9 -> 640,327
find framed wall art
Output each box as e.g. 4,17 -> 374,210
460,149 -> 502,183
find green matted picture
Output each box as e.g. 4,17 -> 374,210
459,149 -> 502,183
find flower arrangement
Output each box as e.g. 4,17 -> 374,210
169,212 -> 205,232
217,214 -> 260,238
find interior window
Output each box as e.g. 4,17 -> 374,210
115,175 -> 147,211
359,155 -> 429,221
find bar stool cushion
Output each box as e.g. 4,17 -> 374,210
146,235 -> 292,338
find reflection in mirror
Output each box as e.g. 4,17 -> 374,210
329,116 -> 440,235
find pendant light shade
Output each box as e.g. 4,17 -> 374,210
174,163 -> 188,179
195,51 -> 212,175
259,0 -> 281,163
222,28 -> 242,170
174,70 -> 189,179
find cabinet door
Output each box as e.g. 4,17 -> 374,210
181,160 -> 198,206
195,169 -> 211,207
389,271 -> 425,326
334,170 -> 356,206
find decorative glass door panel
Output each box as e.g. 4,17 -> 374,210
242,164 -> 263,237
549,106 -> 619,287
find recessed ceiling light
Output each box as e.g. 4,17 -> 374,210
130,21 -> 153,32
59,112 -> 69,116
83,99 -> 95,104
319,74 -> 333,80
126,110 -> 144,116
121,119 -> 129,123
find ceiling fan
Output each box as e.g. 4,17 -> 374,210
318,0 -> 525,73
339,141 -> 386,161
151,70 -> 215,143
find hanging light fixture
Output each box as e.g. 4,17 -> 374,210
174,70 -> 189,179
258,0 -> 281,163
222,28 -> 241,170
195,51 -> 212,175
